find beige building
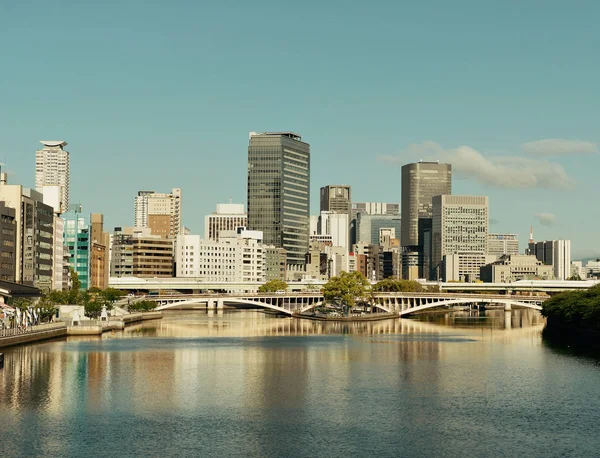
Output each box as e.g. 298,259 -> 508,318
111,227 -> 174,278
442,251 -> 497,282
90,214 -> 110,289
479,254 -> 554,283
134,188 -> 182,238
432,195 -> 489,280
204,203 -> 247,241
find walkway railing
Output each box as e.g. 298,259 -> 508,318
0,322 -> 67,338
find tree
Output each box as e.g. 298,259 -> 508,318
66,268 -> 81,304
129,300 -> 157,312
84,299 -> 103,319
258,279 -> 288,293
322,271 -> 370,311
373,278 -> 424,293
99,288 -> 126,307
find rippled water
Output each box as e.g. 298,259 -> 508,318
1,310 -> 599,458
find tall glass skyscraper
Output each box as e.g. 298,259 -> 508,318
401,161 -> 451,279
247,132 -> 310,266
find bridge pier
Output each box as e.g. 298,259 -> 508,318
504,303 -> 512,311
216,299 -> 224,309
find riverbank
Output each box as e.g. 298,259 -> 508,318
541,284 -> 600,333
0,312 -> 162,349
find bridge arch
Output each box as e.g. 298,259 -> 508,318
156,297 -> 325,315
392,297 -> 543,316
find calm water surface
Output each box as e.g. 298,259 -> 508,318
1,310 -> 599,458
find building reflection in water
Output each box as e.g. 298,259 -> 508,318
0,308 -> 546,456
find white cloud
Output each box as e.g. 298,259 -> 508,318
533,213 -> 557,226
522,139 -> 598,156
378,141 -> 574,190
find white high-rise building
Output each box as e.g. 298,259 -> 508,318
176,229 -> 264,283
551,240 -> 571,281
318,211 -> 349,252
134,188 -> 182,238
528,239 -> 572,281
204,203 -> 247,241
36,141 -> 70,214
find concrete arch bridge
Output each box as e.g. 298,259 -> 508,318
151,292 -> 547,317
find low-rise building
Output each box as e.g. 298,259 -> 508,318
111,227 -> 174,278
442,251 -> 497,282
176,229 -> 263,282
479,254 -> 553,283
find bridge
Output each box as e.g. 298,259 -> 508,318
150,292 -> 547,317
109,276 -> 599,295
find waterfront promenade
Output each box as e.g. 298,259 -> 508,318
0,312 -> 162,349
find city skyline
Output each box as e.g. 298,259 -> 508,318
2,1 -> 598,258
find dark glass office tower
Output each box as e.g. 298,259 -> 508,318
401,161 -> 451,279
247,132 -> 310,266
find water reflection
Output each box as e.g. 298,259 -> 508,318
5,309 -> 597,458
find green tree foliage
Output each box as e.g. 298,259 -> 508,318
373,278 -> 424,292
542,284 -> 600,329
322,271 -> 370,309
258,279 -> 288,293
129,300 -> 157,312
84,300 -> 103,319
99,288 -> 126,307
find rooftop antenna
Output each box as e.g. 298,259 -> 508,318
529,226 -> 534,244
229,196 -> 232,204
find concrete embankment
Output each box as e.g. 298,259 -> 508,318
67,312 -> 163,336
0,312 -> 164,346
0,323 -> 68,349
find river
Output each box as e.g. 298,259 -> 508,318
1,309 -> 599,457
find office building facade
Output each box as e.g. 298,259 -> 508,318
431,195 -> 489,280
320,185 -> 352,217
480,255 -> 554,282
176,229 -> 264,283
134,188 -> 182,238
111,227 -> 174,278
35,140 -> 70,214
63,208 -> 90,290
488,234 -> 519,257
0,202 -> 17,282
247,132 -> 310,266
528,239 -> 572,281
205,203 -> 247,241
355,213 -> 402,246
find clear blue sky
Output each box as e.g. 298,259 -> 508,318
1,0 -> 598,258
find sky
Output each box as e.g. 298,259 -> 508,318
1,0 -> 599,259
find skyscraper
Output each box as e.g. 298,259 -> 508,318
134,188 -> 182,238
431,195 -> 489,280
401,161 -> 451,279
320,185 -> 351,216
247,132 -> 310,266
36,140 -> 70,214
